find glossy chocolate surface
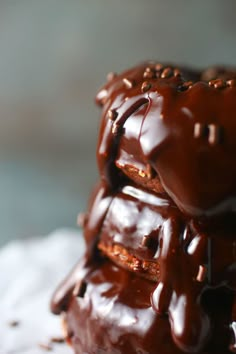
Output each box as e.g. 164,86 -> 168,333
58,260 -> 234,354
52,62 -> 236,353
96,62 -> 236,216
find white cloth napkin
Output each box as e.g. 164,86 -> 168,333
0,229 -> 84,354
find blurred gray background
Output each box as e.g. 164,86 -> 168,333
0,0 -> 236,245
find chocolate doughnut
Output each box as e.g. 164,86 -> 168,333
96,62 -> 236,216
51,62 -> 236,354
57,260 -> 234,354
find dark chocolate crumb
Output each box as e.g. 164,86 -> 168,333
50,336 -> 65,344
8,320 -> 20,327
108,109 -> 118,121
38,343 -> 53,351
141,81 -> 152,93
123,78 -> 135,89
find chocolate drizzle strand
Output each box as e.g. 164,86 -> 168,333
52,61 -> 236,354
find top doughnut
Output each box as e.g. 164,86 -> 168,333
96,61 -> 236,217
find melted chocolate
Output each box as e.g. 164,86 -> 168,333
97,62 -> 236,216
52,62 -> 236,353
61,260 -> 234,354
51,181 -> 112,314
99,185 -> 177,261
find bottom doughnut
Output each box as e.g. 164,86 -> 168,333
55,259 -> 233,354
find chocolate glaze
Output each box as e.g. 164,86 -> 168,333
96,62 -> 236,216
99,185 -> 177,262
52,62 -> 236,353
98,184 -> 210,351
60,260 -> 234,354
51,181 -> 112,314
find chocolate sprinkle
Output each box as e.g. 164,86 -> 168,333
143,68 -> 156,79
51,61 -> 236,354
181,81 -> 193,90
123,78 -> 135,89
227,79 -> 236,88
194,122 -> 206,139
208,124 -> 222,145
209,79 -> 226,89
108,109 -> 118,121
112,123 -> 123,136
96,89 -> 108,105
161,67 -> 173,79
196,265 -> 207,282
173,68 -> 181,77
143,71 -> 154,79
141,81 -> 152,93
155,63 -> 164,71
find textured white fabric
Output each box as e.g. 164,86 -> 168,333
0,229 -> 84,354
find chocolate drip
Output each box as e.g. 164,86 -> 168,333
61,260 -> 234,354
51,181 -> 113,314
52,62 -> 236,353
151,218 -> 210,352
97,62 -> 236,216
94,63 -> 236,351
230,297 -> 236,352
97,96 -> 148,189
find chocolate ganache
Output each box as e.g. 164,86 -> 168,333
51,62 -> 236,354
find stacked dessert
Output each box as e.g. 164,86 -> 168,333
51,62 -> 236,354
